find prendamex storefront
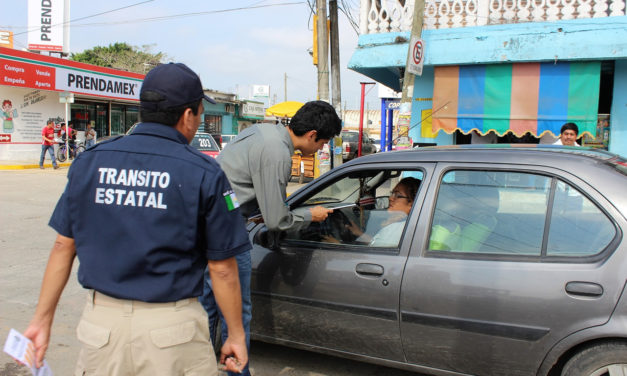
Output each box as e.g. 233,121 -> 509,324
0,46 -> 144,162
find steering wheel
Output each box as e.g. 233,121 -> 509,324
325,209 -> 359,243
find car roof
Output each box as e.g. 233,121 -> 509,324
345,144 -> 626,203
354,144 -> 621,164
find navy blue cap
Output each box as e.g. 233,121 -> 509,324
140,63 -> 216,110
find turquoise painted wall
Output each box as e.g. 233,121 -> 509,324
610,60 -> 627,158
202,100 -> 234,134
409,66 -> 454,146
349,17 -> 627,91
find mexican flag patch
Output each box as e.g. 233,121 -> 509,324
223,190 -> 240,211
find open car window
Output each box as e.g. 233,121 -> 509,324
285,169 -> 424,249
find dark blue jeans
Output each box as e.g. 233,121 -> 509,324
39,144 -> 57,167
200,250 -> 252,376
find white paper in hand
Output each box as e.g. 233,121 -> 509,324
3,328 -> 53,376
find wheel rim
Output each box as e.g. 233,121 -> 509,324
589,364 -> 627,376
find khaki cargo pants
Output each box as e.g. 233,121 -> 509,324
74,290 -> 217,376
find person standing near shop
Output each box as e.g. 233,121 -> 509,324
200,100 -> 342,376
554,122 -> 581,146
39,120 -> 58,169
85,122 -> 96,148
22,63 -> 249,375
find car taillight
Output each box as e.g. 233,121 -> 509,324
344,142 -> 350,153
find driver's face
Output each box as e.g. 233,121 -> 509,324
388,183 -> 413,215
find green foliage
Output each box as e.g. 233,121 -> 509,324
70,43 -> 167,74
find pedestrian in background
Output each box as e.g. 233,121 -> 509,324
85,122 -> 96,148
23,63 -> 249,376
200,100 -> 342,376
39,120 -> 58,169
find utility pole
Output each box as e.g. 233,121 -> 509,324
316,0 -> 329,102
284,72 -> 287,102
401,0 -> 426,103
329,0 -> 342,115
397,0 -> 426,149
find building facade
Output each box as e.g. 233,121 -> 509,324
0,47 -> 143,162
348,0 -> 627,155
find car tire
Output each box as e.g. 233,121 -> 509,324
561,342 -> 627,376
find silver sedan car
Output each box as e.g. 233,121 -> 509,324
248,145 -> 627,376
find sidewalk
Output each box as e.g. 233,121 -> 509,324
0,160 -> 72,170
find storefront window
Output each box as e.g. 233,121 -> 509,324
204,115 -> 222,134
71,101 -> 138,139
111,104 -> 125,136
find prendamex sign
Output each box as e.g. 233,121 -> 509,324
56,68 -> 140,100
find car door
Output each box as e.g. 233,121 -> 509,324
400,165 -> 624,376
250,163 -> 434,361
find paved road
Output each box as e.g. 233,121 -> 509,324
0,168 -> 418,376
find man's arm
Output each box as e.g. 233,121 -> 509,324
23,235 -> 76,368
251,159 -> 331,231
208,257 -> 247,373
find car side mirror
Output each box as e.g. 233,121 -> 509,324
253,226 -> 281,251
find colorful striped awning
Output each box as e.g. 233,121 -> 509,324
432,62 -> 600,138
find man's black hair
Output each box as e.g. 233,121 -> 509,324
560,122 -> 579,135
288,101 -> 341,141
140,91 -> 202,126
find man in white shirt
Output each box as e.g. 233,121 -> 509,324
553,122 -> 581,146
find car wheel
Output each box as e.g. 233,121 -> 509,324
561,342 -> 627,376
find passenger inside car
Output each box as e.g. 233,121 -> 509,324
323,177 -> 421,247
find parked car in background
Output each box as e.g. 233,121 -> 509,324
247,145 -> 627,376
341,130 -> 377,162
191,132 -> 220,158
371,136 -> 382,152
221,134 -> 236,149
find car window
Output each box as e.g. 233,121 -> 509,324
428,170 -> 616,258
341,132 -> 358,142
285,169 -> 424,249
546,180 -> 616,256
191,133 -> 219,151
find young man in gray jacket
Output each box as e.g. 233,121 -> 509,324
200,100 -> 342,376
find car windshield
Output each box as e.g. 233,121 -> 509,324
191,134 -> 219,151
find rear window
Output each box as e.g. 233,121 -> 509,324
341,132 -> 358,142
191,134 -> 219,151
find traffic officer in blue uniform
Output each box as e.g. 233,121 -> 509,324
23,63 -> 250,375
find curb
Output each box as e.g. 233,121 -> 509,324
0,162 -> 72,170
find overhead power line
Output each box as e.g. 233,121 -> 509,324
70,2 -> 307,28
9,0 -> 155,36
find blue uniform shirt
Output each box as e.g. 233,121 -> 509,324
49,122 -> 251,302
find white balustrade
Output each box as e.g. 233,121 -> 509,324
359,0 -> 625,33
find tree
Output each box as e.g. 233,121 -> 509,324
70,43 -> 167,74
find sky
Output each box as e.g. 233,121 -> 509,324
0,0 -> 383,110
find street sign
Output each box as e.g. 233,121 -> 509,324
0,134 -> 11,143
407,36 -> 425,76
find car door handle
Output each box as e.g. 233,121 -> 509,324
356,263 -> 384,276
565,281 -> 604,297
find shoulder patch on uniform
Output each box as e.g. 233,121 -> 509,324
223,190 -> 240,211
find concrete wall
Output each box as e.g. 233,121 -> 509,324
0,87 -> 65,162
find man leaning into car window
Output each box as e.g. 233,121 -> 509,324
200,100 -> 342,376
